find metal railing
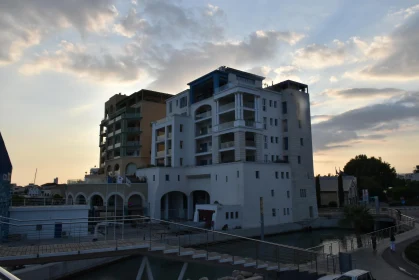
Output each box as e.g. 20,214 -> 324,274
218,121 -> 234,130
0,215 -> 340,275
195,111 -> 212,120
156,151 -> 165,158
0,267 -> 20,280
219,103 -> 235,112
245,140 -> 256,147
10,198 -> 66,207
156,135 -> 165,142
243,102 -> 255,109
220,141 -> 234,149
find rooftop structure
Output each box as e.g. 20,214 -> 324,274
99,89 -> 172,177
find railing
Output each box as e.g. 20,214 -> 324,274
218,121 -> 234,130
245,141 -> 256,147
67,179 -> 85,184
220,141 -> 234,149
245,120 -> 255,127
214,81 -> 260,95
219,103 -> 235,113
10,198 -> 66,207
167,149 -> 172,155
196,147 -> 212,153
124,113 -> 141,119
0,215 -> 340,275
157,135 -> 165,142
0,267 -> 20,280
243,102 -> 255,109
125,141 -> 140,146
125,127 -> 141,133
195,111 -> 212,120
196,128 -> 210,137
156,151 -> 165,158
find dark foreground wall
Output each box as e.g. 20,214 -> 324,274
0,132 -> 12,238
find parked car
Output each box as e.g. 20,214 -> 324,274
318,269 -> 375,280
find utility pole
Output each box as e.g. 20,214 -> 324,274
260,197 -> 264,241
33,168 -> 37,185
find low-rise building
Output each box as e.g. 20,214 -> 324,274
318,175 -> 358,207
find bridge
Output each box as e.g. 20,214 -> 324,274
0,208 -> 415,279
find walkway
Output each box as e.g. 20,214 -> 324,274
382,236 -> 419,279
352,226 -> 419,280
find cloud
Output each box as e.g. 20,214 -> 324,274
391,4 -> 419,19
346,7 -> 419,81
351,36 -> 393,60
329,76 -> 338,83
312,93 -> 419,151
20,41 -> 149,82
292,40 -> 346,69
68,103 -> 94,117
113,8 -> 149,38
308,75 -> 320,84
323,88 -> 405,99
0,0 -> 118,65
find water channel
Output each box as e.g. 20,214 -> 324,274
73,228 -> 355,280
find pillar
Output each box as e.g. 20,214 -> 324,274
239,93 -> 244,119
164,193 -> 169,220
188,194 -> 193,220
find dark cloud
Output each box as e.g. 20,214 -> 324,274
312,92 -> 419,151
324,88 -> 405,98
0,0 -> 117,64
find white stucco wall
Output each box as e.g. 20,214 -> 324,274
9,205 -> 90,239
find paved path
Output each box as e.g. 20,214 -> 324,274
382,236 -> 419,279
351,227 -> 419,280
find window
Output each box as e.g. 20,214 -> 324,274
274,119 -> 278,126
180,124 -> 183,132
255,171 -> 259,179
300,189 -> 307,197
284,156 -> 289,162
178,175 -> 180,181
274,101 -> 277,108
283,208 -> 286,215
180,158 -> 183,166
263,117 -> 267,129
276,155 -> 279,161
309,206 -> 313,218
165,174 -> 170,181
215,174 -> 217,181
169,101 -> 173,113
237,171 -> 239,178
275,172 -> 279,179
282,119 -> 288,132
264,155 -> 268,162
283,137 -> 289,150
176,99 -> 178,106
287,190 -> 290,198
180,96 -> 188,108
281,172 -> 284,179
230,212 -> 234,219
300,138 -> 304,146
271,155 -> 274,162
298,120 -> 302,128
226,212 -> 229,219
275,137 -> 278,143
271,189 -> 275,196
269,100 -> 272,107
286,172 -> 289,179
270,118 -> 273,125
298,156 -> 301,164
271,136 -> 273,143
282,102 -> 287,114
180,141 -> 183,149
226,176 -> 228,182
153,175 -> 155,181
264,136 -> 268,149
287,208 -> 290,215
272,208 -> 276,217
235,212 -> 239,219
262,99 -> 266,111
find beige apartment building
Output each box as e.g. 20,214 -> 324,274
99,90 -> 172,176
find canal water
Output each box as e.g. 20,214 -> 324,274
73,229 -> 354,280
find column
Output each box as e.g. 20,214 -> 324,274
234,93 -> 238,120
188,195 -> 193,220
215,100 -> 219,126
239,93 -> 244,120
164,193 -> 169,220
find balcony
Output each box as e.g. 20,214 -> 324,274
114,142 -> 121,148
157,135 -> 166,142
114,128 -> 122,135
220,141 -> 234,149
125,141 -> 140,146
245,140 -> 256,147
218,121 -> 234,130
219,102 -> 235,113
125,127 -> 141,133
243,102 -> 255,109
100,129 -> 107,136
214,80 -> 259,95
156,151 -> 165,158
245,120 -> 256,128
196,111 -> 212,121
107,145 -> 113,151
246,155 -> 256,162
115,115 -> 122,122
101,151 -> 106,157
195,127 -> 211,137
126,150 -> 140,157
167,149 -> 172,155
124,113 -> 141,119
167,133 -> 172,139
107,131 -> 114,137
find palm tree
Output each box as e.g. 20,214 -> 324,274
339,205 -> 373,248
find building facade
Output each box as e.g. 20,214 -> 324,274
138,66 -> 318,227
99,90 -> 172,177
318,175 -> 358,207
0,132 -> 12,239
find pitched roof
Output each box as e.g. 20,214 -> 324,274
0,132 -> 12,176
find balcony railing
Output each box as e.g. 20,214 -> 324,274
196,128 -> 211,137
245,140 -> 256,147
220,141 -> 234,149
124,113 -> 141,119
218,121 -> 234,130
196,146 -> 212,153
214,80 -> 259,95
243,102 -> 255,109
126,141 -> 140,146
157,135 -> 165,142
156,151 -> 165,158
167,149 -> 172,155
245,120 -> 256,127
219,102 -> 235,113
195,111 -> 212,120
246,155 -> 256,162
126,150 -> 140,157
167,133 -> 172,139
125,127 -> 141,133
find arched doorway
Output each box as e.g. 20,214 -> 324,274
75,194 -> 87,205
107,194 -> 124,217
67,194 -> 74,205
160,191 -> 187,221
90,194 -> 104,206
191,190 -> 210,209
127,194 -> 145,216
126,163 -> 137,176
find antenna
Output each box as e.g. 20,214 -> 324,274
33,168 -> 38,185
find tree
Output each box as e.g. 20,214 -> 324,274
338,174 -> 344,207
339,205 -> 373,248
315,175 -> 321,207
343,154 -> 396,188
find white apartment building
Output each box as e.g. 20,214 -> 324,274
136,66 -> 318,229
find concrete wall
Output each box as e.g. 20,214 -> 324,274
9,206 -> 89,239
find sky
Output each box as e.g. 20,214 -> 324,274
1,0 -> 419,186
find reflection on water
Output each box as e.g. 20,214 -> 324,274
73,229 -> 354,280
